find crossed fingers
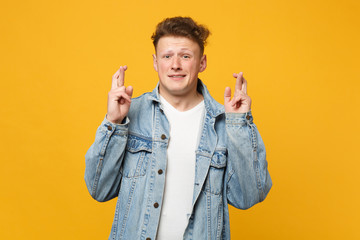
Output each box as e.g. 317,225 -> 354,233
110,65 -> 132,104
230,72 -> 248,107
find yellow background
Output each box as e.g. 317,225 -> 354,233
1,0 -> 359,239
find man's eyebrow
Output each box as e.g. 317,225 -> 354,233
159,50 -> 173,55
159,48 -> 193,54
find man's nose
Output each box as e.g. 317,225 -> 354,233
171,57 -> 182,70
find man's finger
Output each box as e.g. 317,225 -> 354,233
224,87 -> 232,103
111,69 -> 120,90
230,94 -> 241,107
234,72 -> 243,91
230,90 -> 247,106
113,91 -> 131,103
118,65 -> 128,87
242,78 -> 247,94
126,86 -> 133,98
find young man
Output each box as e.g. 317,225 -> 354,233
85,17 -> 272,240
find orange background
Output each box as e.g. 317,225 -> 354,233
1,0 -> 359,239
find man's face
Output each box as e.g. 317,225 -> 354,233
153,36 -> 207,99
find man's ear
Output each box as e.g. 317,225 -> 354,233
199,54 -> 207,72
153,54 -> 158,72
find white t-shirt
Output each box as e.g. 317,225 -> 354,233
157,96 -> 205,240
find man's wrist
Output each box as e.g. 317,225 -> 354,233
105,114 -> 128,125
106,114 -> 124,124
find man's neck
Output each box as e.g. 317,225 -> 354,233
159,90 -> 204,112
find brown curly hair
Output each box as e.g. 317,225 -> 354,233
151,16 -> 211,55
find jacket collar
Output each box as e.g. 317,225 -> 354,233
148,79 -> 224,118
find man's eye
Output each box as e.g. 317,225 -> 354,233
183,55 -> 190,58
164,55 -> 170,58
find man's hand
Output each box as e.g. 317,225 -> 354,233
224,72 -> 251,113
106,66 -> 133,124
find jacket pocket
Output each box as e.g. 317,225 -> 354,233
205,148 -> 227,195
121,134 -> 152,178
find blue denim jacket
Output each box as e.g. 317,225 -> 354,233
85,80 -> 272,240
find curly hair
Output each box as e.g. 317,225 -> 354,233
151,16 -> 211,55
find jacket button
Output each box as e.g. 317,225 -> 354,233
158,169 -> 163,175
161,134 -> 166,140
246,115 -> 250,120
154,202 -> 159,208
107,125 -> 112,131
146,238 -> 151,240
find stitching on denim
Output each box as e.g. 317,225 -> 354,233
127,131 -> 153,141
206,190 -> 211,240
198,112 -> 211,151
100,130 -> 112,157
248,123 -> 257,150
119,178 -> 138,239
216,196 -> 223,239
91,157 -> 103,197
126,135 -> 152,153
92,130 -> 112,197
249,123 -> 264,194
112,199 -> 121,240
121,151 -> 148,178
140,149 -> 158,240
206,168 -> 225,195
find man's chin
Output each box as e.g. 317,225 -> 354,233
159,86 -> 189,97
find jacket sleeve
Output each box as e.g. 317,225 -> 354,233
225,111 -> 272,209
84,116 -> 129,202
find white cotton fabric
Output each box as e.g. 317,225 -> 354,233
157,95 -> 205,240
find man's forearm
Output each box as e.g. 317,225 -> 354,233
225,112 -> 272,209
84,117 -> 129,202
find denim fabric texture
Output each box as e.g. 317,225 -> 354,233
85,80 -> 272,240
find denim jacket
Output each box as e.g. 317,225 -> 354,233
85,80 -> 272,240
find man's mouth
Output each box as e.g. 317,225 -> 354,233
168,74 -> 186,78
